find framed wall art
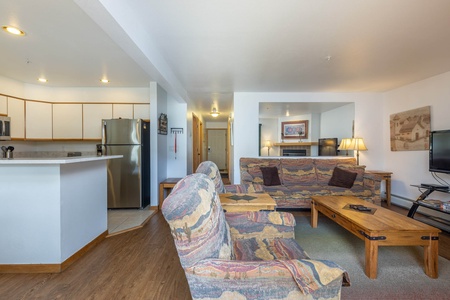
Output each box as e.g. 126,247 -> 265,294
158,113 -> 168,135
281,120 -> 309,139
390,106 -> 430,151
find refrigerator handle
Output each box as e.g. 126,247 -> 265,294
102,120 -> 107,144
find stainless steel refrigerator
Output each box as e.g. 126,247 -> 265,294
101,119 -> 150,209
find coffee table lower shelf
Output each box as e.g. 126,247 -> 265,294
311,195 -> 440,279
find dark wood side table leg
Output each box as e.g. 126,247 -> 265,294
159,184 -> 164,211
385,176 -> 391,207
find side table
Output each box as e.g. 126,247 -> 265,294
159,178 -> 183,210
365,170 -> 393,207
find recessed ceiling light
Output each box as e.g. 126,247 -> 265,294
2,25 -> 25,36
100,79 -> 109,83
38,78 -> 48,83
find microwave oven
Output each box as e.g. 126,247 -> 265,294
0,116 -> 11,141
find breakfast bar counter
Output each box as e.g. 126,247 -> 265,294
0,156 -> 121,273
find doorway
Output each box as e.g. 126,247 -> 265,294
192,113 -> 203,172
207,129 -> 228,180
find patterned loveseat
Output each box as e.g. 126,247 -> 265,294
240,157 -> 382,209
162,173 -> 349,299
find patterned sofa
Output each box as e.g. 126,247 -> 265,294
240,157 -> 382,209
162,173 -> 348,300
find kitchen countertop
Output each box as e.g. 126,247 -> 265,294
0,155 -> 122,165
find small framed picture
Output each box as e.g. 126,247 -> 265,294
158,113 -> 168,135
282,120 -> 309,139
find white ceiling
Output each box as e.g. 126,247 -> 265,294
1,0 -> 450,122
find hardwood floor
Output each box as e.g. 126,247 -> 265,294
0,213 -> 192,300
0,203 -> 448,299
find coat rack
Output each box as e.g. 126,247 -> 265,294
171,128 -> 183,159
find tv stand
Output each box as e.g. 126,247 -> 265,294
408,185 -> 450,232
420,183 -> 449,190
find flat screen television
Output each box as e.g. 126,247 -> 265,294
429,130 -> 450,174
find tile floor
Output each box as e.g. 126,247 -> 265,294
107,207 -> 156,236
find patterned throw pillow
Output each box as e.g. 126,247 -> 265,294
328,167 -> 357,189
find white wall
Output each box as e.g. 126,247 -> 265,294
321,103 -> 355,140
206,122 -> 227,129
383,71 -> 450,207
166,94 -> 188,177
233,92 -> 384,183
259,118 -> 278,156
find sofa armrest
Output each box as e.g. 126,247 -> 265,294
362,173 -> 382,205
185,258 -> 347,298
225,211 -> 296,240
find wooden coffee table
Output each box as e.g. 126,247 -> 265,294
219,193 -> 276,212
311,195 -> 441,279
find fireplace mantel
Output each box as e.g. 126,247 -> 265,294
273,142 -> 319,146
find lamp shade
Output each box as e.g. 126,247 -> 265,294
265,140 -> 272,148
337,138 -> 352,150
349,138 -> 368,151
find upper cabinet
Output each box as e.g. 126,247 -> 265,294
26,101 -> 52,140
133,104 -> 150,120
0,95 -> 7,115
7,98 -> 25,139
83,104 -> 113,140
112,104 -> 133,119
53,104 -> 83,139
1,95 -> 149,140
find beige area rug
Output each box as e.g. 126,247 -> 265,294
107,208 -> 156,236
294,215 -> 449,299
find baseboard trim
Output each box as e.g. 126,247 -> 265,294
0,230 -> 108,274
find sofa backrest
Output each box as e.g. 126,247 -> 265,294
240,157 -> 281,185
161,173 -> 232,268
240,157 -> 359,186
314,158 -> 357,185
280,158 -> 316,186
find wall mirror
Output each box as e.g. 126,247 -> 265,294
258,102 -> 355,157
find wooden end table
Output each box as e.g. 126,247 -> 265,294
159,178 -> 183,210
366,170 -> 393,207
219,193 -> 276,212
311,195 -> 440,279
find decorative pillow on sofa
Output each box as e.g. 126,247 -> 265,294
337,164 -> 366,186
260,166 -> 281,186
328,167 -> 357,189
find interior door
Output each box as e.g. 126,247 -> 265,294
192,113 -> 202,172
207,129 -> 227,170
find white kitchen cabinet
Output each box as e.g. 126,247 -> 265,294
83,104 -> 112,140
112,104 -> 133,119
0,95 -> 7,115
53,104 -> 83,139
26,101 -> 53,139
133,104 -> 150,120
7,98 -> 25,139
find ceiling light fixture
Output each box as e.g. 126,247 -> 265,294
100,79 -> 109,83
210,108 -> 220,118
38,78 -> 48,83
2,25 -> 25,36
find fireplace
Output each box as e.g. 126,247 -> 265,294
282,149 -> 307,156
